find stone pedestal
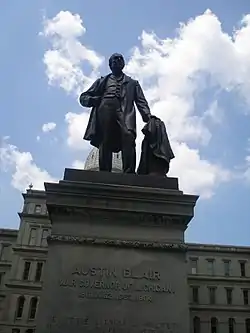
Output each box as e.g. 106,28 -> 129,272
36,169 -> 198,333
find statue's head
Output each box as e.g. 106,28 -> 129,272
109,53 -> 125,74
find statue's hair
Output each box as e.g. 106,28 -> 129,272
109,53 -> 124,67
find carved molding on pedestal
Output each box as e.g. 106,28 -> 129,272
47,206 -> 187,227
48,206 -> 90,217
48,234 -> 187,252
137,214 -> 183,226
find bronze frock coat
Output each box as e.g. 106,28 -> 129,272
79,74 -> 151,153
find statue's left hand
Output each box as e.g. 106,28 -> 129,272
145,114 -> 158,123
150,115 -> 158,120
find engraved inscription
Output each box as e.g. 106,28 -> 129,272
138,214 -> 173,226
48,235 -> 187,251
47,315 -> 179,333
72,267 -> 161,280
57,266 -> 174,304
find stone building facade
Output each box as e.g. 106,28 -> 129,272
0,148 -> 249,333
0,190 -> 50,333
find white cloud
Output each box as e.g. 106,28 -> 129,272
36,136 -> 40,142
244,163 -> 250,182
42,122 -> 57,132
41,9 -> 250,198
168,142 -> 231,197
72,160 -> 85,169
243,139 -> 250,182
40,11 -> 104,95
126,11 -> 250,141
0,142 -> 56,191
65,111 -> 90,150
203,100 -> 224,124
125,10 -> 250,197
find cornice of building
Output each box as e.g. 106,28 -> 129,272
22,189 -> 46,199
188,274 -> 250,283
0,228 -> 18,237
190,304 -> 250,313
12,245 -> 48,254
18,212 -> 49,220
187,242 -> 250,253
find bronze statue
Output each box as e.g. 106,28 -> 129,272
79,53 -> 151,173
79,53 -> 174,175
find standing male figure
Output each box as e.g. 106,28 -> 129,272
79,53 -> 152,173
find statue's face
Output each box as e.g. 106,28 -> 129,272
109,53 -> 125,72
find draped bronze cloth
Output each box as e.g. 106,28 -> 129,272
137,117 -> 174,176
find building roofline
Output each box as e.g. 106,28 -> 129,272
0,228 -> 18,237
187,242 -> 250,249
0,228 -> 248,252
187,242 -> 250,253
22,189 -> 46,199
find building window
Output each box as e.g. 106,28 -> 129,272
41,229 -> 49,247
0,244 -> 11,261
23,203 -> 30,213
246,319 -> 250,333
29,229 -> 37,246
12,329 -> 20,333
22,262 -> 31,281
191,286 -> 199,304
190,259 -> 198,274
207,259 -> 215,276
243,289 -> 249,305
35,262 -> 43,282
240,262 -> 246,277
0,272 -> 4,285
208,287 -> 216,304
226,288 -> 233,305
26,330 -> 35,333
193,316 -> 200,333
0,245 -> 3,261
0,295 -> 4,310
15,296 -> 25,319
210,317 -> 218,333
223,260 -> 231,276
34,205 -> 42,214
228,318 -> 235,333
29,297 -> 38,320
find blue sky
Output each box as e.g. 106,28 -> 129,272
1,0 -> 250,246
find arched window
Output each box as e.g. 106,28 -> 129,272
16,296 -> 25,319
211,317 -> 218,333
228,318 -> 235,333
246,319 -> 250,333
193,316 -> 200,333
29,297 -> 38,320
